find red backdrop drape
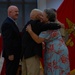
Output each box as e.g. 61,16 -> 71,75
57,0 -> 75,71
0,36 -> 5,75
0,35 -> 2,55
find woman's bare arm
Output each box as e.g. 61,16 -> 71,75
26,24 -> 45,44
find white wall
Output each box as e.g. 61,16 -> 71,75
46,0 -> 63,10
37,0 -> 64,10
37,0 -> 46,11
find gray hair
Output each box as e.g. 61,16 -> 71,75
44,8 -> 56,22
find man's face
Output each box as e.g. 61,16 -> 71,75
36,12 -> 43,22
30,12 -> 37,20
10,8 -> 19,20
41,12 -> 48,23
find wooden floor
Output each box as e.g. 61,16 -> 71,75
16,65 -> 44,75
16,65 -> 75,75
40,68 -> 44,75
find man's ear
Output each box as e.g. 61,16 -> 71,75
36,14 -> 40,20
36,13 -> 42,20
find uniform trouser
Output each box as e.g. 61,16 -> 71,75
6,58 -> 19,75
21,56 -> 40,75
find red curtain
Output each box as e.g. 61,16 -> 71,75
0,61 -> 6,75
57,0 -> 75,71
0,35 -> 2,55
0,36 -> 5,75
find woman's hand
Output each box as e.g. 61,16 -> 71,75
56,20 -> 65,28
26,24 -> 32,33
59,22 -> 65,28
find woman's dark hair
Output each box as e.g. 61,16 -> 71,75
51,8 -> 57,12
44,8 -> 56,22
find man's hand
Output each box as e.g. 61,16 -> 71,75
8,55 -> 14,61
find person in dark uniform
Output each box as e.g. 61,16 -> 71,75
1,5 -> 21,75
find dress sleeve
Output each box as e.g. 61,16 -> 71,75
39,31 -> 49,39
